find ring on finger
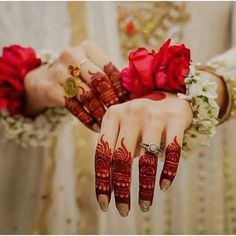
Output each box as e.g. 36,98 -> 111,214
78,58 -> 89,69
140,142 -> 162,155
68,65 -> 80,77
63,76 -> 82,98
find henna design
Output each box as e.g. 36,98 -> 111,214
65,97 -> 97,131
95,135 -> 112,202
89,71 -> 119,107
160,136 -> 181,185
104,62 -> 128,102
142,91 -> 166,101
112,138 -> 132,208
78,86 -> 105,124
139,151 -> 158,204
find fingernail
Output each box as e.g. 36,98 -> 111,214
98,195 -> 108,212
161,179 -> 171,192
140,200 -> 151,212
93,124 -> 100,132
117,203 -> 129,217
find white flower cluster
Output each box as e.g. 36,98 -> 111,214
0,49 -> 70,147
178,66 -> 220,157
38,49 -> 58,64
0,108 -> 70,147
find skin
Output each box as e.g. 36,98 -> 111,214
94,72 -> 227,216
24,40 -> 227,217
24,40 -> 127,132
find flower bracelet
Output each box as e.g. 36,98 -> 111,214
120,38 -> 220,157
177,66 -> 219,157
0,46 -> 69,147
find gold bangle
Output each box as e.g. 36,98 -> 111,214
222,78 -> 236,123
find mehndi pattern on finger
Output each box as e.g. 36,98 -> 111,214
103,62 -> 128,102
160,136 -> 181,191
78,86 -> 106,124
139,151 -> 158,204
65,97 -> 99,132
89,71 -> 119,107
95,134 -> 112,202
112,138 -> 132,208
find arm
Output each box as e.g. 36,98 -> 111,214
0,41 -> 127,146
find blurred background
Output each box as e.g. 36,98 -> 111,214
0,1 -> 236,234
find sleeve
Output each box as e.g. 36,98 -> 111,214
206,2 -> 236,77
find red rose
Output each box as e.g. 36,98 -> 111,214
152,39 -> 190,93
121,39 -> 191,97
0,45 -> 41,115
121,48 -> 155,97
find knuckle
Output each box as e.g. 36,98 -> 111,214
60,47 -> 74,61
104,104 -> 123,119
170,109 -> 183,118
147,109 -> 163,120
127,102 -> 144,115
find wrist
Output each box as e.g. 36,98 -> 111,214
24,66 -> 49,116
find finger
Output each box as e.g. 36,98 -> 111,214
112,119 -> 140,217
103,63 -> 128,102
76,83 -> 106,125
65,97 -> 99,132
159,120 -> 183,191
95,106 -> 120,211
60,48 -> 120,107
78,59 -> 119,107
80,41 -> 128,101
139,122 -> 164,212
53,62 -> 104,129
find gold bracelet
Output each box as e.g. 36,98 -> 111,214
195,62 -> 236,124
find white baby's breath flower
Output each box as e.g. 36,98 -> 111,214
38,49 -> 58,64
181,65 -> 219,158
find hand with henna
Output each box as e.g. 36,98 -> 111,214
95,92 -> 193,216
24,40 -> 128,131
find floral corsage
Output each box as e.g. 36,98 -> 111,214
120,39 -> 219,156
0,45 -> 68,147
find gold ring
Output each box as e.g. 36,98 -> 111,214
68,65 -> 80,77
63,77 -> 82,98
78,59 -> 89,68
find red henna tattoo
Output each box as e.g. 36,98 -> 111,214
65,97 -> 97,131
112,138 -> 132,208
104,62 -> 128,102
160,136 -> 181,186
78,86 -> 106,124
139,151 -> 158,204
95,135 -> 112,202
142,91 -> 166,101
89,71 -> 119,107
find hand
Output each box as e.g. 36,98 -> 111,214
24,40 -> 127,131
94,92 -> 193,216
